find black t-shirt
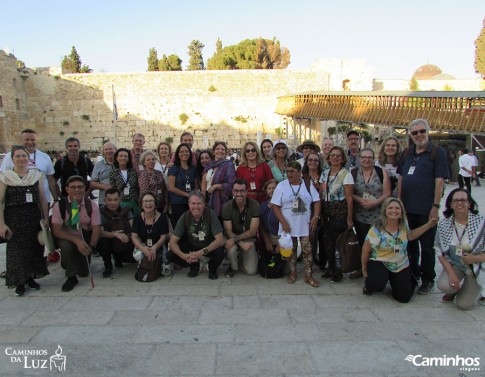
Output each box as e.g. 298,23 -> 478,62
132,212 -> 169,245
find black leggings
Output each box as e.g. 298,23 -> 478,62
365,261 -> 414,303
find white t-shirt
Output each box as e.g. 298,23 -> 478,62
271,179 -> 320,237
0,149 -> 54,202
458,154 -> 474,177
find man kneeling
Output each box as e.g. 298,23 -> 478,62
98,188 -> 134,277
52,176 -> 101,292
168,191 -> 225,279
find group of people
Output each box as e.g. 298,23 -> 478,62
0,120 -> 483,310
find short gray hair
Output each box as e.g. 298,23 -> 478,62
188,190 -> 205,202
409,119 -> 429,131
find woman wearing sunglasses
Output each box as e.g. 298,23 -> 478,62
236,142 -> 273,203
435,188 -> 485,310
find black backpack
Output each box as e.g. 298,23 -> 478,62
258,252 -> 285,279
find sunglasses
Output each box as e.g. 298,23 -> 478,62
275,146 -> 287,150
410,129 -> 427,136
307,158 -> 319,163
245,148 -> 256,153
329,153 -> 342,158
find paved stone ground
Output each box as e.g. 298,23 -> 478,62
0,183 -> 484,377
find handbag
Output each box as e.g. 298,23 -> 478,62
335,229 -> 361,273
38,220 -> 55,252
135,254 -> 162,282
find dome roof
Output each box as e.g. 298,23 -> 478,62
412,64 -> 442,80
429,73 -> 456,80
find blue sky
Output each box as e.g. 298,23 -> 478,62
2,0 -> 484,78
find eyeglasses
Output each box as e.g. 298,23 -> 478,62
329,154 -> 342,158
232,189 -> 247,195
411,129 -> 427,136
303,146 -> 313,150
142,199 -> 155,204
286,169 -> 299,174
452,199 -> 468,204
68,185 -> 85,190
275,146 -> 287,150
307,158 -> 319,163
245,148 -> 256,153
360,156 -> 374,160
347,137 -> 360,141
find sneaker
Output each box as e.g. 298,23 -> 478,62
330,273 -> 343,284
417,280 -> 434,295
15,285 -> 26,296
321,270 -> 333,279
102,266 -> 113,278
348,270 -> 363,279
478,297 -> 485,306
27,278 -> 40,290
187,267 -> 199,278
225,267 -> 235,278
92,250 -> 101,257
363,286 -> 372,296
441,293 -> 456,303
208,271 -> 218,280
61,276 -> 79,292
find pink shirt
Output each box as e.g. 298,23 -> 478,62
52,198 -> 101,237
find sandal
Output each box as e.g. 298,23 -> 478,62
287,272 -> 297,284
0,271 -> 6,279
303,275 -> 320,288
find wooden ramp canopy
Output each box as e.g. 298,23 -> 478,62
275,91 -> 485,133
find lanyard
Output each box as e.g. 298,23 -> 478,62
143,214 -> 155,237
289,179 -> 302,199
453,220 -> 468,243
359,168 -> 374,192
28,151 -> 36,167
385,228 -> 401,243
326,168 -> 342,201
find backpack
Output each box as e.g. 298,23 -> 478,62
335,229 -> 361,273
58,195 -> 93,221
350,165 -> 384,184
258,252 -> 285,279
135,255 -> 162,282
100,206 -> 134,253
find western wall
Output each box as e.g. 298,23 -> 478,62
0,50 -> 338,153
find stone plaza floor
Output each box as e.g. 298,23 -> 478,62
0,183 -> 484,377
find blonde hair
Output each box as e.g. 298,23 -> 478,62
375,197 -> 408,232
240,141 -> 265,167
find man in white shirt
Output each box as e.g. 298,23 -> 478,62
458,148 -> 474,193
0,128 -> 59,204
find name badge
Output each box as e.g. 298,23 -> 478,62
147,239 -> 153,247
185,183 -> 191,192
393,244 -> 401,253
363,192 -> 370,200
455,246 -> 463,257
250,182 -> 256,190
292,199 -> 299,210
408,166 -> 416,175
124,186 -> 130,196
157,189 -> 162,195
139,165 -> 144,171
198,232 -> 205,241
26,193 -> 33,203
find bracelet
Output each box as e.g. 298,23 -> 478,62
203,247 -> 209,256
432,203 -> 440,209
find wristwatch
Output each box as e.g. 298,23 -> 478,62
203,247 -> 209,256
432,203 -> 440,209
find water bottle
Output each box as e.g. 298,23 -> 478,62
335,246 -> 342,270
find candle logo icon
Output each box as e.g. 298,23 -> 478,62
50,345 -> 66,371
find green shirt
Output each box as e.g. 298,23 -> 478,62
221,198 -> 260,235
173,208 -> 223,249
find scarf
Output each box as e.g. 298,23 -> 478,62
0,169 -> 43,186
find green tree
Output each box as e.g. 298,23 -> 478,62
207,37 -> 291,70
187,40 -> 205,70
216,37 -> 222,53
147,47 -> 159,71
409,77 -> 420,90
475,17 -> 485,76
61,46 -> 90,73
159,54 -> 183,71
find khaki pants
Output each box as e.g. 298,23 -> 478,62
226,238 -> 258,275
437,266 -> 482,310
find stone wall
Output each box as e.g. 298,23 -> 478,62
1,51 -> 333,152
